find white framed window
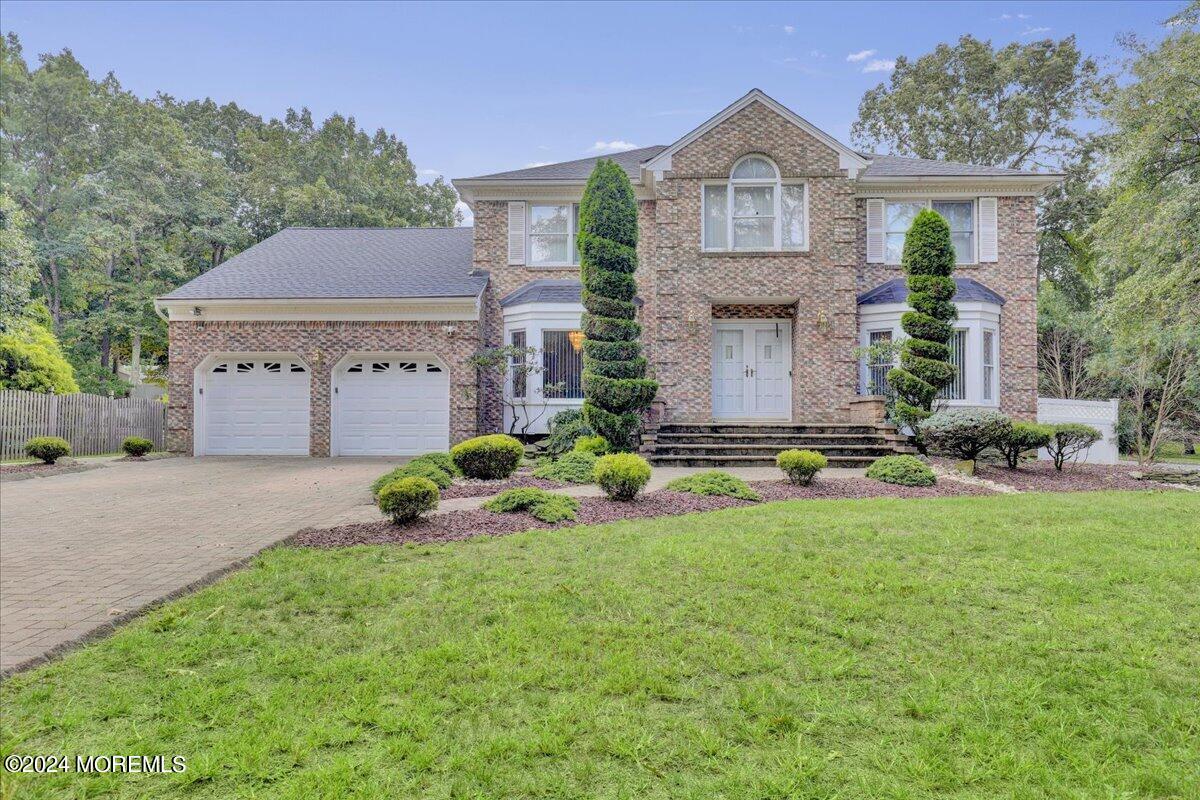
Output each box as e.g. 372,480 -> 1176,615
509,330 -> 527,399
702,155 -> 807,252
982,328 -> 996,402
542,329 -> 584,399
938,329 -> 969,401
867,329 -> 893,395
885,199 -> 975,265
528,204 -> 581,266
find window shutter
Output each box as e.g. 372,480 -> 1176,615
507,201 -> 526,265
978,197 -> 998,262
865,199 -> 885,263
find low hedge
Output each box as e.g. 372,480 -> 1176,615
776,449 -> 827,485
483,487 -> 579,523
865,455 -> 936,487
24,436 -> 71,464
377,476 -> 439,524
451,434 -> 524,480
533,450 -> 597,484
665,471 -> 760,501
593,453 -> 651,500
121,436 -> 154,457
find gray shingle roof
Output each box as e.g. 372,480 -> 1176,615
458,145 -> 667,183
500,279 -> 583,307
857,277 -> 1006,306
860,153 -> 1054,179
160,227 -> 486,300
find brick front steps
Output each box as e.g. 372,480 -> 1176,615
647,422 -> 917,468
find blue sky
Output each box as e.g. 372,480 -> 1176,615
2,0 -> 1179,223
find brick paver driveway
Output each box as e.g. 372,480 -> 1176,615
1,457 -> 392,674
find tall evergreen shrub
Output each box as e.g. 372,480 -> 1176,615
578,160 -> 657,451
886,209 -> 958,428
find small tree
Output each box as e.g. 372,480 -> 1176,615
886,209 -> 958,433
919,408 -> 1012,473
472,344 -> 557,437
578,160 -> 657,451
999,422 -> 1054,469
1045,423 -> 1102,471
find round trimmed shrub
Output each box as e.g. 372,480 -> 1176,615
665,471 -> 761,501
377,476 -> 439,524
919,408 -> 1013,462
1045,423 -> 1102,471
24,436 -> 71,464
451,434 -> 524,480
776,449 -> 828,485
573,435 -> 610,456
593,452 -> 651,500
409,451 -> 460,477
121,436 -> 154,457
1000,422 -> 1054,469
866,455 -> 936,487
483,487 -> 579,523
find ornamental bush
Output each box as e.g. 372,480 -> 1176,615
409,451 -> 461,478
573,435 -> 610,456
578,159 -> 658,451
1045,423 -> 1102,471
451,434 -> 524,480
533,450 -> 597,484
121,436 -> 154,457
371,460 -> 453,497
886,209 -> 958,430
665,471 -> 760,501
1000,422 -> 1054,469
376,476 -> 439,524
865,455 -> 936,486
776,449 -> 828,485
483,487 -> 579,523
24,436 -> 70,464
919,408 -> 1013,462
593,453 -> 652,500
545,408 -> 593,456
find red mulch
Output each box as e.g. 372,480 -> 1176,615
750,476 -> 995,501
967,460 -> 1156,493
441,475 -> 562,499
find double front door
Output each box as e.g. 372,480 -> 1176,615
712,321 -> 791,418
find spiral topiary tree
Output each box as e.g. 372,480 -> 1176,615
578,160 -> 658,451
886,208 -> 958,429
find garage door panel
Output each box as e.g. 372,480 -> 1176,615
203,360 -> 310,455
335,359 -> 450,456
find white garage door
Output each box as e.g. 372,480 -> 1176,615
335,359 -> 450,456
203,360 -> 310,455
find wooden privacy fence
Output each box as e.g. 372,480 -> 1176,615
0,390 -> 166,460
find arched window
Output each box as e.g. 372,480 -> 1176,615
702,155 -> 807,251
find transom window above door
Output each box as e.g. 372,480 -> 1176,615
528,204 -> 581,266
885,200 -> 976,265
703,155 -> 807,252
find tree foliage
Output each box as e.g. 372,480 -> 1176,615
578,160 -> 657,451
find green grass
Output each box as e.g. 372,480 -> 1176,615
3,491 -> 1198,798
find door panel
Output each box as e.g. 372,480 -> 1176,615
204,360 -> 310,455
753,328 -> 788,415
712,330 -> 745,417
335,360 -> 449,456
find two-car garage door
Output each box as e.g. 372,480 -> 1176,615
199,355 -> 449,456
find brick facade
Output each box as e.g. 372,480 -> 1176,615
167,319 -> 482,455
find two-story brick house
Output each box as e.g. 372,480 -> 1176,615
158,90 -> 1060,459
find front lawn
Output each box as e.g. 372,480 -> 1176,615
3,491 -> 1198,798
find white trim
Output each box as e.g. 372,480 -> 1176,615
500,300 -> 585,435
507,201 -> 526,265
155,297 -> 480,322
192,351 -> 310,457
701,155 -> 809,253
329,351 -> 450,457
711,319 -> 793,420
643,89 -> 869,179
978,197 -> 999,262
526,201 -> 581,268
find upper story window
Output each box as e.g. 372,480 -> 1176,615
703,155 -> 807,252
886,200 -> 975,265
529,204 -> 580,266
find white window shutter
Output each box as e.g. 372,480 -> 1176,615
507,201 -> 526,265
978,197 -> 998,262
865,199 -> 885,263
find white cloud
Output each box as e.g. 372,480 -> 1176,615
1021,26 -> 1051,35
846,49 -> 876,62
783,24 -> 795,34
589,140 -> 639,153
810,49 -> 827,58
862,59 -> 896,73
998,12 -> 1031,20
418,168 -> 442,176
524,161 -> 553,168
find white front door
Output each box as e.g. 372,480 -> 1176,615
334,358 -> 450,456
711,323 -> 791,419
203,359 -> 311,455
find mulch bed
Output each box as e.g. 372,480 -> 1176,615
0,461 -> 66,476
441,475 -> 563,499
750,476 -> 995,501
967,460 -> 1160,493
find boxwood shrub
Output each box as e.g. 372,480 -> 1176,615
121,436 -> 154,457
573,435 -> 609,456
451,434 -> 524,480
865,454 -> 936,486
377,476 -> 439,524
24,436 -> 71,464
776,449 -> 828,485
665,471 -> 760,501
371,460 -> 453,497
533,450 -> 597,484
919,408 -> 1013,462
483,487 -> 579,523
593,452 -> 651,500
1000,422 -> 1054,469
409,451 -> 460,477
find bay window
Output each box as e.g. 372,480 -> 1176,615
528,204 -> 581,266
509,330 -> 527,399
702,155 -> 807,251
542,330 -> 584,399
886,199 -> 976,265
